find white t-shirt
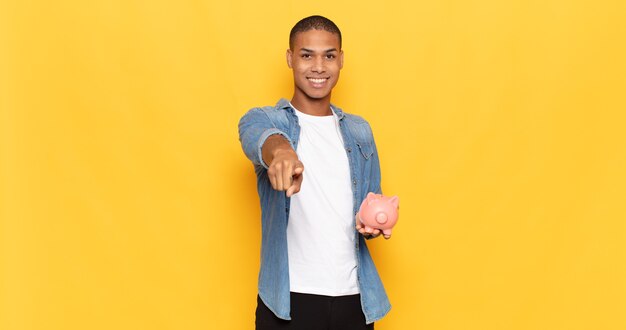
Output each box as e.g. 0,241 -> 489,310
287,105 -> 359,296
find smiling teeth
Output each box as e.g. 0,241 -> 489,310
308,78 -> 327,83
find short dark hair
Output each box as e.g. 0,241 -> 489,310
289,15 -> 342,50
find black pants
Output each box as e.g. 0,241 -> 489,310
255,292 -> 374,330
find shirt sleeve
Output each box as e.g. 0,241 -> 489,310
369,123 -> 383,195
238,107 -> 293,169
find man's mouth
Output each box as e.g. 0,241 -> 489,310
307,77 -> 329,86
308,77 -> 329,83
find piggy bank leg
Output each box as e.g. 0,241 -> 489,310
382,229 -> 392,236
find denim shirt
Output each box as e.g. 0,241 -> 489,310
238,98 -> 391,324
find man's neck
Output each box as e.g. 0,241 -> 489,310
290,94 -> 332,116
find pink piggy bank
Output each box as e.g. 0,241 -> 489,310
357,192 -> 400,236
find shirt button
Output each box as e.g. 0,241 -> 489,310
347,147 -> 352,152
352,180 -> 357,185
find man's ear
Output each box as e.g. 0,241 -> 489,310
339,50 -> 344,69
286,49 -> 293,68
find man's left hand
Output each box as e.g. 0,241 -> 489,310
356,215 -> 391,240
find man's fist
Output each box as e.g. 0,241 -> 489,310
262,135 -> 304,197
268,150 -> 304,197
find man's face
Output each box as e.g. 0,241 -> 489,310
287,29 -> 343,101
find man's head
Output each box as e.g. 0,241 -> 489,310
287,16 -> 344,105
289,15 -> 342,51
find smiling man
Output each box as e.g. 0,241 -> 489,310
238,15 -> 391,329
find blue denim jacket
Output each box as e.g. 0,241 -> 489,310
238,98 -> 391,324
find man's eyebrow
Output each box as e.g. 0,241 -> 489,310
299,48 -> 338,53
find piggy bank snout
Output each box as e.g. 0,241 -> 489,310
375,212 -> 388,224
358,193 -> 400,231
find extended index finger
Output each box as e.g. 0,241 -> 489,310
281,161 -> 294,191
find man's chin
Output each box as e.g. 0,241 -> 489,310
303,90 -> 331,100
294,85 -> 333,101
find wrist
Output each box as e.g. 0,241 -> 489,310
272,147 -> 296,158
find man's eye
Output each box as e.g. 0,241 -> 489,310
326,54 -> 336,59
301,54 -> 311,59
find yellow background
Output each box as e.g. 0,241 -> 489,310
1,0 -> 625,329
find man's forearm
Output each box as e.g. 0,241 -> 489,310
262,134 -> 296,166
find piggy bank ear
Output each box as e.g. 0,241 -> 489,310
389,196 -> 399,208
366,192 -> 377,204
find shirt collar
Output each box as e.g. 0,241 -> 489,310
276,98 -> 345,120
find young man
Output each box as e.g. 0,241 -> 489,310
238,15 -> 391,329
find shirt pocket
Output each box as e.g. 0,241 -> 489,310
356,141 -> 373,160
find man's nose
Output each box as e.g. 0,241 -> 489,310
312,57 -> 325,73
